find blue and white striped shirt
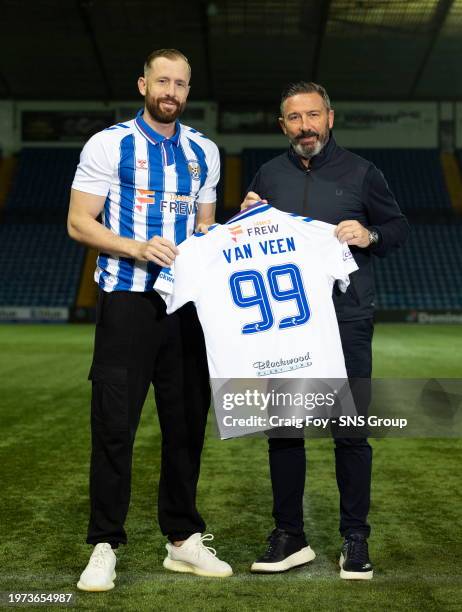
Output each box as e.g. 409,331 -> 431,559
72,110 -> 220,292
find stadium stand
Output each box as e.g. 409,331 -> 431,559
352,149 -> 452,212
0,224 -> 85,306
0,149 -> 85,309
374,224 -> 462,310
0,224 -> 85,307
5,148 -> 81,213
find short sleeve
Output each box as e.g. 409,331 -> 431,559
72,132 -> 114,197
197,142 -> 220,204
154,234 -> 205,313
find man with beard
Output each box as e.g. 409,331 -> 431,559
242,82 -> 409,579
68,49 -> 232,591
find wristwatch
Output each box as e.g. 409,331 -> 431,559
368,229 -> 379,246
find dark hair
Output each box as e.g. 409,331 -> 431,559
280,81 -> 331,115
144,48 -> 191,76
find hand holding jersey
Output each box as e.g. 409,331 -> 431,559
241,191 -> 268,209
133,235 -> 179,266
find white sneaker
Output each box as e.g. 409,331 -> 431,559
77,543 -> 117,591
163,533 -> 233,577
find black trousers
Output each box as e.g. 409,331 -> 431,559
268,318 -> 373,538
86,289 -> 210,547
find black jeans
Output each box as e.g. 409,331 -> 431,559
269,318 -> 373,538
86,290 -> 210,547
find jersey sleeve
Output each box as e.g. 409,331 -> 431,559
328,240 -> 359,293
154,234 -> 205,313
197,141 -> 220,204
72,131 -> 115,197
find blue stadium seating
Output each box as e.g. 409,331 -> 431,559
374,225 -> 462,309
6,148 -> 80,211
352,149 -> 451,211
0,149 -> 85,309
0,225 -> 85,307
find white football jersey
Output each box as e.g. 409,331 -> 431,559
155,204 -> 358,379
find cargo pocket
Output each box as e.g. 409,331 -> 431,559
88,364 -> 129,431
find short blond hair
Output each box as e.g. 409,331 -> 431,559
144,48 -> 191,77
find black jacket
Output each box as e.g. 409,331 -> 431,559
248,134 -> 410,321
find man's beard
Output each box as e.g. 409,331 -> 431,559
290,124 -> 330,159
145,93 -> 185,124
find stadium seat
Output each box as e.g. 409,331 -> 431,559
351,149 -> 452,212
374,225 -> 462,309
5,148 -> 81,212
0,224 -> 85,307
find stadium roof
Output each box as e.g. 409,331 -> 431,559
1,0 -> 461,102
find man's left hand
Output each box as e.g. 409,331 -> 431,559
335,220 -> 370,248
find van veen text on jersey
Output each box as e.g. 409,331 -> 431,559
223,237 -> 296,264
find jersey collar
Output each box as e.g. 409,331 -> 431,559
135,109 -> 181,147
226,202 -> 272,224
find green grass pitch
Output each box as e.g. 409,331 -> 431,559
0,324 -> 461,611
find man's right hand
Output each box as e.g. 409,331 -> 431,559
134,236 -> 179,267
240,191 -> 268,210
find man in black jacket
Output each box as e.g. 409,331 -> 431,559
243,81 -> 409,579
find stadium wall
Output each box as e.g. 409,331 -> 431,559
1,100 -> 461,154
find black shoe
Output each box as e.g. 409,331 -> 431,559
339,533 -> 373,580
251,528 -> 316,573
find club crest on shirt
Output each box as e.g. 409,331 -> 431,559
187,161 -> 201,180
